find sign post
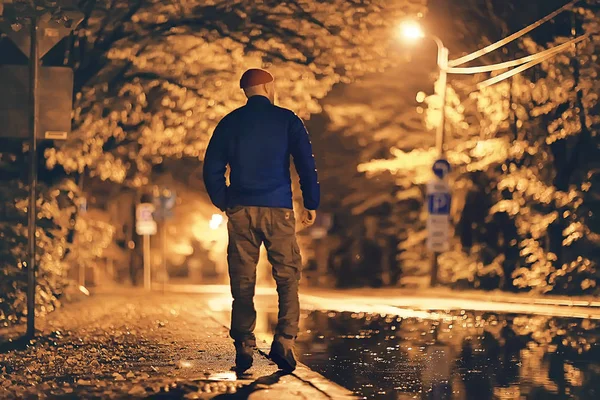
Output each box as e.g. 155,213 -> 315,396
427,159 -> 451,286
1,1 -> 84,339
136,203 -> 157,290
26,12 -> 39,340
76,198 -> 87,287
153,188 -> 175,292
306,213 -> 333,286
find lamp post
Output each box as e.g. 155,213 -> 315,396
398,21 -> 448,156
398,21 -> 451,287
432,36 -> 448,158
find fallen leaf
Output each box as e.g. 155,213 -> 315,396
128,385 -> 146,395
113,373 -> 125,381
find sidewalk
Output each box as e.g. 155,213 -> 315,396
0,291 -> 354,399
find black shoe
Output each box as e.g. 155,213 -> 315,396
268,336 -> 297,373
234,339 -> 255,373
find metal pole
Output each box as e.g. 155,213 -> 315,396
143,234 -> 151,290
79,263 -> 85,287
26,16 -> 39,339
430,44 -> 449,288
436,46 -> 448,156
161,219 -> 167,293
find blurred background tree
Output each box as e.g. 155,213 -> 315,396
1,0 -> 427,325
356,0 -> 599,294
2,0 -> 598,329
42,0 -> 426,184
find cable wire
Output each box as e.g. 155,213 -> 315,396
476,34 -> 589,89
448,33 -> 589,75
449,0 -> 581,67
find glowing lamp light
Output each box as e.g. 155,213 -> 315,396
209,214 -> 224,230
397,20 -> 425,42
79,286 -> 90,296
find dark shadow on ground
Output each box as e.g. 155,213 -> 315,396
0,335 -> 32,353
145,371 -> 288,399
213,370 -> 288,399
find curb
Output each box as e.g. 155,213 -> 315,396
204,307 -> 356,400
301,289 -> 600,320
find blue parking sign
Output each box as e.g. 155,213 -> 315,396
428,193 -> 451,215
427,178 -> 451,252
432,159 -> 451,180
153,189 -> 176,220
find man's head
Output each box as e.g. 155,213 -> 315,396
240,69 -> 275,103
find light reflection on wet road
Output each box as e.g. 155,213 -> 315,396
244,307 -> 599,399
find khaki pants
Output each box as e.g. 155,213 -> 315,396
226,206 -> 302,342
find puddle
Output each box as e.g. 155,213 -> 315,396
225,308 -> 600,399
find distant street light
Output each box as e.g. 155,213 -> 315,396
209,214 -> 224,230
397,20 -> 424,41
397,20 -> 448,156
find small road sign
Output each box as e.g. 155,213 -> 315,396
426,179 -> 451,252
153,189 -> 176,220
137,202 -> 156,290
0,65 -> 73,140
0,4 -> 83,59
136,203 -> 157,235
432,158 -> 451,180
428,192 -> 451,215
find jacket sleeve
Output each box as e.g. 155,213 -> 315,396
203,119 -> 229,212
289,113 -> 320,210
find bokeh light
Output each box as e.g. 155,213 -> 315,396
397,20 -> 425,42
209,214 -> 224,230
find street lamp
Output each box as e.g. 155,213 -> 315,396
397,20 -> 424,40
398,20 -> 451,287
398,20 -> 448,157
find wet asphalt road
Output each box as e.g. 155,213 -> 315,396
211,292 -> 600,400
291,310 -> 599,400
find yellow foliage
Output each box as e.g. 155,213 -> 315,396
47,0 -> 427,184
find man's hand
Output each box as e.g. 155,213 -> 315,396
300,209 -> 316,227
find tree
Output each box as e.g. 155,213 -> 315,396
45,0 -> 426,186
0,173 -> 113,327
497,2 -> 600,294
0,3 -> 114,327
35,0 -> 428,287
1,0 -> 430,315
353,0 -> 600,294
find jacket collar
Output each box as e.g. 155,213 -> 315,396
246,95 -> 272,105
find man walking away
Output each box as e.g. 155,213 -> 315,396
203,69 -> 320,373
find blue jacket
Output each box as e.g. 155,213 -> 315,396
203,95 -> 320,212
